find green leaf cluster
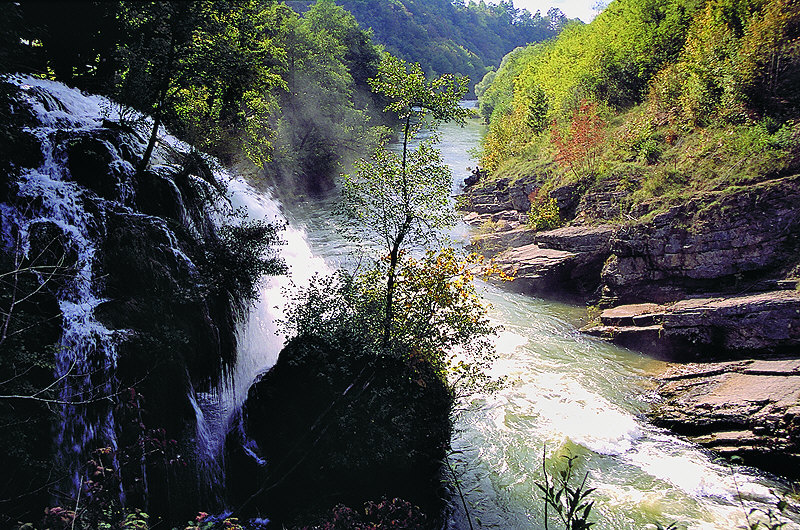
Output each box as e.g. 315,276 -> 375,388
1,1 -> 389,186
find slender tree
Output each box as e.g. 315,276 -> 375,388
341,54 -> 470,346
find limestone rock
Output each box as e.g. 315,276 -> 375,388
468,227 -> 536,256
535,224 -> 616,253
650,359 -> 800,477
583,290 -> 800,357
602,175 -> 800,304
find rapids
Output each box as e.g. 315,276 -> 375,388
279,111 -> 800,530
5,77 -> 797,529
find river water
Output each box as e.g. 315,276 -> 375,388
275,108 -> 799,530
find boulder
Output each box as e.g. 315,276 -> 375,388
482,225 -> 617,299
227,335 -> 451,526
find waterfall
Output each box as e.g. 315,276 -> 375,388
195,175 -> 329,488
1,76 -> 135,495
2,76 -> 325,504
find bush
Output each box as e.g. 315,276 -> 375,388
527,192 -> 562,231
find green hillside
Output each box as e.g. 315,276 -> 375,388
289,0 -> 573,94
477,0 -> 800,218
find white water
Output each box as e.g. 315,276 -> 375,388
2,77 -> 328,501
195,175 -> 329,484
2,76 -> 138,493
279,113 -> 800,530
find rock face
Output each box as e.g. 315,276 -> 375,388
491,225 -> 616,298
602,175 -> 800,305
468,226 -> 537,256
583,290 -> 800,358
650,359 -> 800,477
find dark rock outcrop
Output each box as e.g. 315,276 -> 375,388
650,359 -> 800,477
602,175 -> 800,305
227,335 -> 452,526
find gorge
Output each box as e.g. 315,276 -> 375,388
5,74 -> 799,530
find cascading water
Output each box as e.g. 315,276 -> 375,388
1,76 -> 327,508
194,175 -> 328,488
1,77 -> 134,495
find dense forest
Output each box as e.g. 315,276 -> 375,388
1,0 -> 391,193
475,0 -> 800,219
289,0 -> 574,95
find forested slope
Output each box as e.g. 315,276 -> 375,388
290,0 -> 573,94
476,0 -> 800,215
1,0 -> 389,192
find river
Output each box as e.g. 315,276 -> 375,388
275,107 -> 799,530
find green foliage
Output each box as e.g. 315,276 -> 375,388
475,0 -> 800,222
536,451 -> 596,530
267,1 -> 387,190
342,54 -> 469,343
283,249 -> 500,398
201,220 -> 287,303
3,0 -> 390,186
322,0 -> 569,95
527,194 -> 563,231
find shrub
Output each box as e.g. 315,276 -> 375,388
527,191 -> 562,231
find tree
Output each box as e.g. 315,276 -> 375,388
341,54 -> 470,345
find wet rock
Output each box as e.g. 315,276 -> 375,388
66,135 -> 121,199
650,359 -> 800,477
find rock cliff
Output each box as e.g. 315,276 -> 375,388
460,171 -> 800,476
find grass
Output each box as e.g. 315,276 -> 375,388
478,106 -> 800,225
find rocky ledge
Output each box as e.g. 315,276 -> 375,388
582,289 -> 800,358
469,224 -> 617,299
460,171 -> 800,476
650,359 -> 800,476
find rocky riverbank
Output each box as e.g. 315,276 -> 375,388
460,171 -> 800,476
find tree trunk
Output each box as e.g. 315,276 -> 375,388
383,114 -> 414,347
